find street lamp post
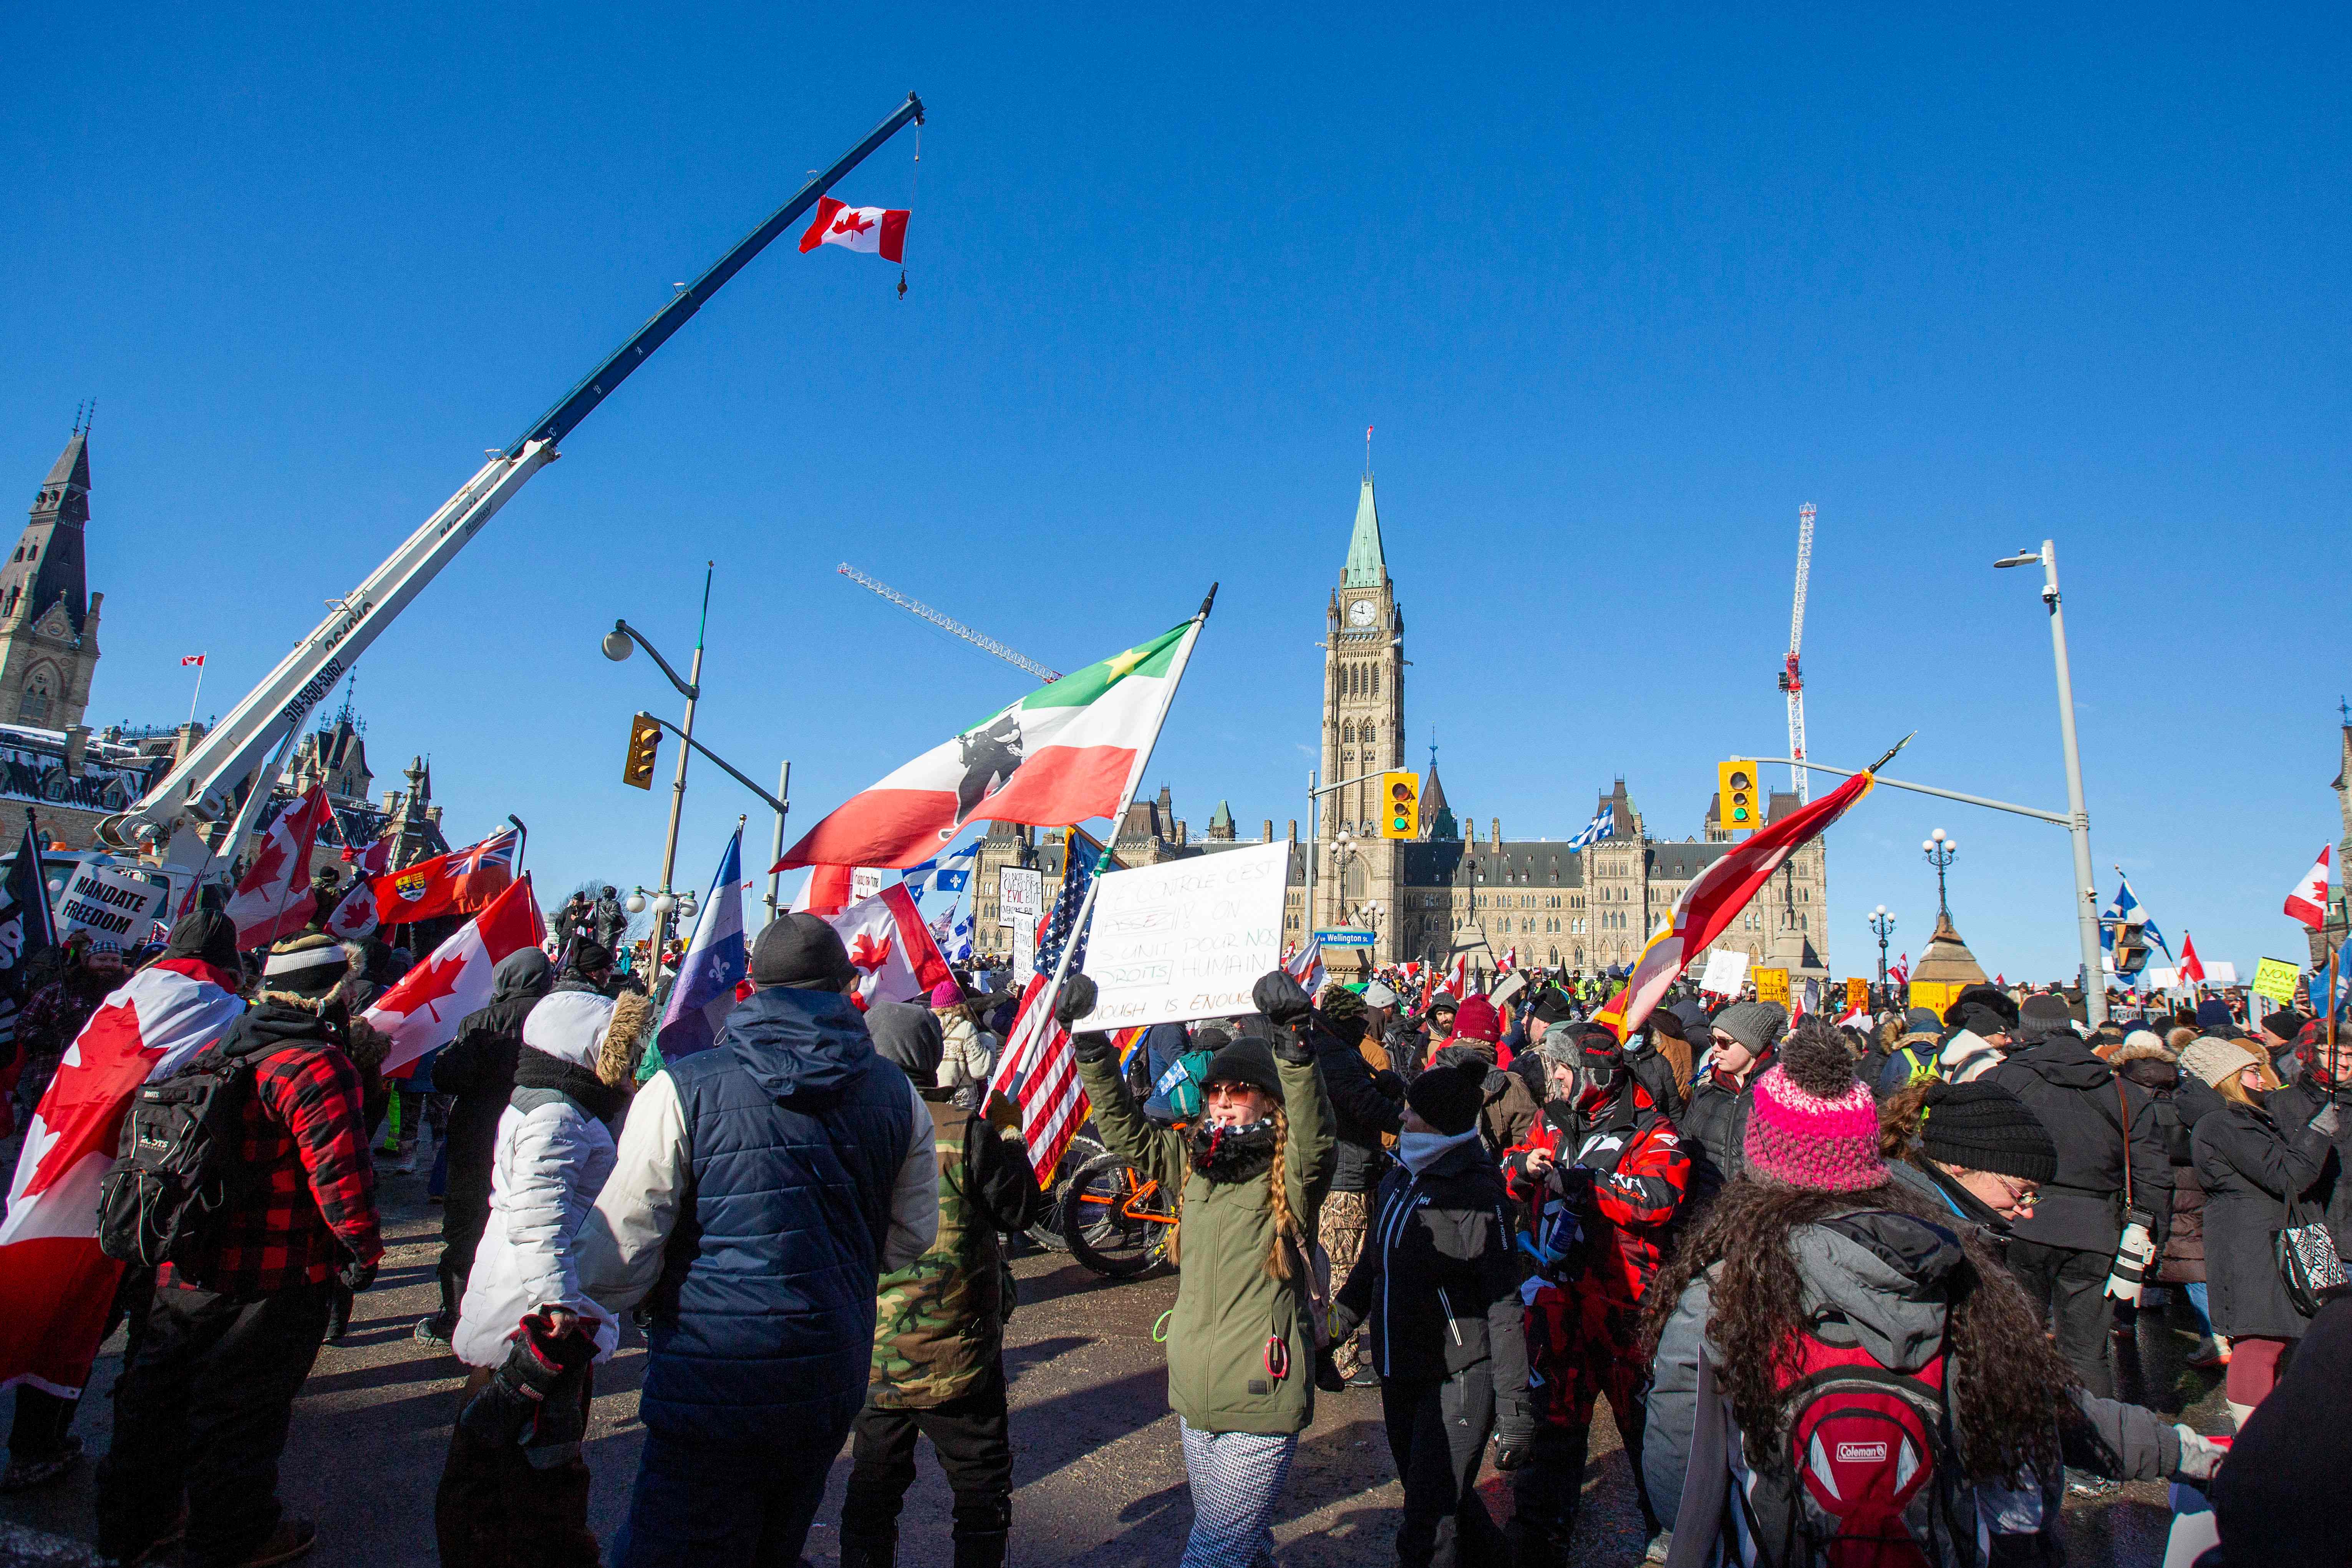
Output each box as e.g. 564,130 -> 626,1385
604,564 -> 711,973
1870,904 -> 1895,998
1997,540 -> 2108,1025
1921,829 -> 1956,922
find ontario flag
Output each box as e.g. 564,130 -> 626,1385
1595,764 -> 1881,1042
0,956 -> 245,1396
2285,846 -> 2332,930
779,616 -> 1205,871
371,825 -> 519,926
798,197 -> 910,263
822,883 -> 953,1011
366,875 -> 545,1074
224,786 -> 330,949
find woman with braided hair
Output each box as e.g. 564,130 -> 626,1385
1063,969 -> 1335,1568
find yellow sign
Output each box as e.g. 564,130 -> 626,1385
1846,978 -> 1870,1015
1379,770 -> 1422,840
1754,966 -> 1790,1006
2252,957 -> 2302,1006
1906,979 -> 1962,1020
1717,759 -> 1762,834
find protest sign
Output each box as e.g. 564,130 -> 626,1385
1698,948 -> 1748,996
2252,957 -> 2301,1005
1905,978 -> 1961,1019
1846,978 -> 1870,1014
55,861 -> 167,943
1753,966 -> 1790,1007
999,868 -> 1042,984
2204,961 -> 2238,987
1071,842 -> 1288,1030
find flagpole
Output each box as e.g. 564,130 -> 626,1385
1020,585 -> 1218,1050
186,658 -> 205,727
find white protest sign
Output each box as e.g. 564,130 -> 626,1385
850,867 -> 884,905
1072,842 -> 1290,1030
2204,961 -> 2238,987
1000,868 -> 1043,985
1698,947 -> 1749,996
56,862 -> 167,944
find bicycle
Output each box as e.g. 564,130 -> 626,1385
1061,1142 -> 1180,1278
1022,1130 -> 1105,1253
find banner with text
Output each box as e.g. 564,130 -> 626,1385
55,863 -> 167,943
1071,842 -> 1289,1030
2252,957 -> 2301,1005
1753,966 -> 1790,1007
999,867 -> 1043,985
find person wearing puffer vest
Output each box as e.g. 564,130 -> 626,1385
576,914 -> 938,1568
435,987 -> 653,1568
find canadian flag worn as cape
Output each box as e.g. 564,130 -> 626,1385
0,958 -> 245,1396
369,826 -> 519,927
823,884 -> 951,1011
223,786 -> 330,948
779,618 -> 1202,872
366,876 -> 544,1075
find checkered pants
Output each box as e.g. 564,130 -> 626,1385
1318,1190 -> 1372,1377
1178,1422 -> 1297,1568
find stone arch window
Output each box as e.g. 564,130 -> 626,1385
17,666 -> 55,724
1371,665 -> 1380,696
1341,721 -> 1354,743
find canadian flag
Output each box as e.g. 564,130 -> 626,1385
341,835 -> 392,875
797,197 -> 909,264
178,654 -> 204,668
325,879 -> 379,941
822,884 -> 951,1011
224,786 -> 330,949
366,875 -> 545,1074
2285,845 -> 2332,930
1442,953 -> 1470,999
2178,931 -> 2206,987
0,957 -> 245,1396
1285,937 -> 1326,997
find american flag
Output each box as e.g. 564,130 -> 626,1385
986,828 -> 1107,1185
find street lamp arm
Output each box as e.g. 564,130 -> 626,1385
610,620 -> 701,699
644,716 -> 786,816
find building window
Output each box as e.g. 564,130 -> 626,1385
1372,666 -> 1381,696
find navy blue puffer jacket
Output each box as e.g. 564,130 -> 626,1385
638,985 -> 914,1443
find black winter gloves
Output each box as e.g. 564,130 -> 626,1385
1056,973 -> 1100,1027
338,1257 -> 378,1293
1252,971 -> 1316,1064
1493,1392 -> 1536,1470
459,1311 -> 597,1450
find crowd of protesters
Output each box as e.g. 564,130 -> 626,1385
3,905 -> 2347,1568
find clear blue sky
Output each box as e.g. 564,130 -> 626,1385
5,5 -> 2346,983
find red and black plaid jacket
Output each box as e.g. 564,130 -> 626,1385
1506,1087 -> 1691,1304
159,1030 -> 382,1299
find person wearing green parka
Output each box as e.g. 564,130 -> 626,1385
1063,969 -> 1336,1568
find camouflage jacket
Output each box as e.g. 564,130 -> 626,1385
869,1088 -> 1044,1407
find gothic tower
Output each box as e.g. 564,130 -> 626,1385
1319,471 -> 1406,957
0,426 -> 103,729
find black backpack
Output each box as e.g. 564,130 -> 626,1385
96,1046 -> 256,1268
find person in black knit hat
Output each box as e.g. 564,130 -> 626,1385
1879,1077 -> 2059,1240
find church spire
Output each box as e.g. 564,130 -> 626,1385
1343,474 -> 1386,588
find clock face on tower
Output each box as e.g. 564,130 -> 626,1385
1348,598 -> 1375,627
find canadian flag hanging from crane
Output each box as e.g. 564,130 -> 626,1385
799,197 -> 910,264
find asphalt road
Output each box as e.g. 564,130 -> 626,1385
3,1170 -> 2226,1566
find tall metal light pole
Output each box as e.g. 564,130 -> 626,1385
1997,541 -> 2108,1025
1921,829 -> 1956,922
604,563 -> 711,972
1870,904 -> 1895,996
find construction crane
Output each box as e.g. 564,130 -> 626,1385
94,94 -> 927,899
837,564 -> 1061,683
1777,502 -> 1817,803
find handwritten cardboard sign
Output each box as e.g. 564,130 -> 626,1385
1071,842 -> 1290,1030
2252,957 -> 2302,1005
1753,966 -> 1791,1007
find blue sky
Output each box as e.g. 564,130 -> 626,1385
4,5 -> 2345,982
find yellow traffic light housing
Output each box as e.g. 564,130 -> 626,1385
622,712 -> 664,790
1380,770 -> 1421,839
1718,759 -> 1760,835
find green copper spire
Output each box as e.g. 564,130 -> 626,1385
1343,476 -> 1386,588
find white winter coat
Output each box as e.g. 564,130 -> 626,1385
939,1008 -> 994,1091
453,990 -> 624,1368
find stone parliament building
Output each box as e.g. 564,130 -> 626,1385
976,469 -> 1832,983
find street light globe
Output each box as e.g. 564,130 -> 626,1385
601,627 -> 634,663
1920,840 -> 1934,853
1944,839 -> 1956,853
677,892 -> 699,920
625,890 -> 647,915
1931,828 -> 1947,843
1875,904 -> 1887,916
650,891 -> 676,915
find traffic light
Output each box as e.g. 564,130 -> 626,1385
1380,770 -> 1421,839
1717,759 -> 1760,835
622,711 -> 663,790
2112,921 -> 2150,976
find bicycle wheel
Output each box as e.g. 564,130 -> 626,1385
1062,1150 -> 1174,1278
1024,1132 -> 1105,1252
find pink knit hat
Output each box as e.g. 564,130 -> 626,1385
930,978 -> 964,1008
1742,1020 -> 1887,1192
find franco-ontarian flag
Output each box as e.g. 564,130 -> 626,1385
779,620 -> 1202,872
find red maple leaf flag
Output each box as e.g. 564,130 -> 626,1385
2285,845 -> 2332,930
797,196 -> 910,264
0,957 -> 245,1397
2177,931 -> 2206,987
822,884 -> 950,1011
365,875 -> 545,1074
224,786 -> 331,949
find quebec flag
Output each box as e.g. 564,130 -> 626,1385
658,827 -> 748,1059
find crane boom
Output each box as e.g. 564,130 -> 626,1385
98,93 -> 927,876
1778,502 -> 1817,803
837,564 -> 1061,682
